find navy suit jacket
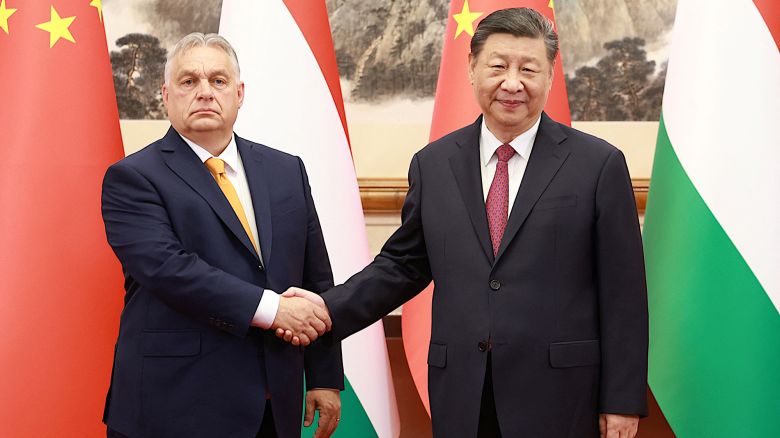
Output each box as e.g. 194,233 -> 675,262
101,128 -> 343,438
323,113 -> 648,437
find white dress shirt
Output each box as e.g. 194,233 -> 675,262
479,116 -> 541,213
181,134 -> 279,329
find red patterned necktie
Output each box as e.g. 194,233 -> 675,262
486,144 -> 516,257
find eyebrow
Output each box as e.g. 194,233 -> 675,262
486,51 -> 542,62
176,68 -> 232,79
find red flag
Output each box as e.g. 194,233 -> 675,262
0,0 -> 124,435
401,0 -> 571,414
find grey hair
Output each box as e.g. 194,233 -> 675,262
164,32 -> 240,85
470,8 -> 558,65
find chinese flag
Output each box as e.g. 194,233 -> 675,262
401,0 -> 571,414
0,0 -> 124,436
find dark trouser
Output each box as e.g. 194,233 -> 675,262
256,401 -> 277,438
477,353 -> 502,438
106,402 -> 277,438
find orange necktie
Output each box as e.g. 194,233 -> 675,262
205,157 -> 258,253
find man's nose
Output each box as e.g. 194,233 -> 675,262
501,70 -> 524,93
195,79 -> 214,99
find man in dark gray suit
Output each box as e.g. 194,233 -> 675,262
282,8 -> 648,438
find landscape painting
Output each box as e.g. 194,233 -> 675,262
104,0 -> 678,121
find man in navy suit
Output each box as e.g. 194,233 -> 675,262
101,33 -> 341,438
282,8 -> 648,438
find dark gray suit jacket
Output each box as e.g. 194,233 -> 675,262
323,113 -> 648,437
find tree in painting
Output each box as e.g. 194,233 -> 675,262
567,37 -> 665,121
111,33 -> 167,119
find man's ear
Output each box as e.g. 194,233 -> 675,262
468,53 -> 475,84
547,60 -> 555,91
237,81 -> 245,108
162,84 -> 169,107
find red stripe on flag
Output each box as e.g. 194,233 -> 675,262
281,0 -> 351,149
400,285 -> 434,414
753,0 -> 780,50
0,0 -> 125,435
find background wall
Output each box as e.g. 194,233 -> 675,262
107,0 -> 675,182
119,120 -> 657,179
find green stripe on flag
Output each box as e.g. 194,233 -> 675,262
302,376 -> 378,438
644,116 -> 780,437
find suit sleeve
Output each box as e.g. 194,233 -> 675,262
323,153 -> 433,341
101,161 -> 262,337
296,158 -> 344,391
594,149 -> 649,416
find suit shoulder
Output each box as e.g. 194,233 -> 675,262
107,138 -> 165,172
416,122 -> 477,158
558,123 -> 623,159
237,137 -> 302,166
242,139 -> 297,161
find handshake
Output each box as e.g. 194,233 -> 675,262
270,287 -> 331,346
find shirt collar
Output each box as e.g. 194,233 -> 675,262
479,115 -> 541,167
179,133 -> 239,173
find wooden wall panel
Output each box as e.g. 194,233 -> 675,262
360,178 -> 650,214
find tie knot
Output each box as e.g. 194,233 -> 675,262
205,157 -> 225,177
496,144 -> 515,163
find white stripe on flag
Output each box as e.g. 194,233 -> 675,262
663,0 -> 780,312
219,2 -> 400,436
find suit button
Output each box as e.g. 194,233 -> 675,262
258,264 -> 264,271
489,280 -> 501,291
478,341 -> 489,352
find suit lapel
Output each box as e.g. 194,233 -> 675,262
495,113 -> 570,262
160,127 -> 260,260
237,136 -> 273,267
449,117 -> 494,264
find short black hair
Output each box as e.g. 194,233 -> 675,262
470,8 -> 559,63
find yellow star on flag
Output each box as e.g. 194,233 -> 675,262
90,0 -> 103,23
0,0 -> 17,34
35,6 -> 76,48
453,0 -> 483,39
549,0 -> 555,9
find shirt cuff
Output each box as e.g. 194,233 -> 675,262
252,289 -> 280,329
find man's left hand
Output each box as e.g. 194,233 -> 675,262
599,413 -> 639,438
305,388 -> 341,438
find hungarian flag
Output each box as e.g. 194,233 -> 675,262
401,0 -> 571,414
219,2 -> 400,437
643,0 -> 780,436
0,0 -> 125,436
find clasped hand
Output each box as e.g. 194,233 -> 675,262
271,287 -> 331,346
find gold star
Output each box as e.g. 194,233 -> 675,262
453,0 -> 483,39
90,0 -> 102,23
549,0 -> 555,9
0,0 -> 17,35
35,6 -> 76,48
